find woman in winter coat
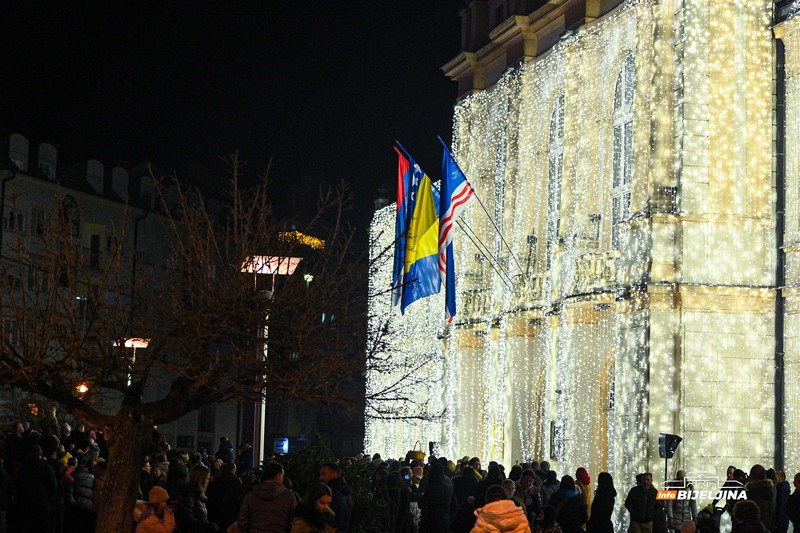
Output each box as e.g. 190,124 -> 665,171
470,484 -> 531,533
72,458 -> 94,512
290,482 -> 335,533
175,464 -> 215,533
585,472 -> 616,533
746,465 -> 777,531
420,462 -> 458,533
137,486 -> 177,533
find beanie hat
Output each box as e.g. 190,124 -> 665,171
149,486 -> 170,504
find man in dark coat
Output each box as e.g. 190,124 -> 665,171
207,461 -> 243,529
467,464 -> 503,509
625,472 -> 658,533
237,462 -> 296,532
320,461 -> 354,533
452,466 -> 479,505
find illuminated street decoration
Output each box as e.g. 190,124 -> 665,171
368,2 -> 783,524
278,231 -> 325,250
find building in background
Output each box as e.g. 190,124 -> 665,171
367,1 -> 799,527
0,133 -> 241,452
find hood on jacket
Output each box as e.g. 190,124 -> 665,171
473,499 -> 530,532
252,482 -> 289,502
746,478 -> 775,499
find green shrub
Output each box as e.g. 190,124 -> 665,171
281,434 -> 387,533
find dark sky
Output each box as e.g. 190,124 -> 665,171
1,2 -> 463,234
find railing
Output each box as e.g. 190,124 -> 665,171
573,250 -> 619,293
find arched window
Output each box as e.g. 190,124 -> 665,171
546,93 -> 565,269
611,54 -> 635,249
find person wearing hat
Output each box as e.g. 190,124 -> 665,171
136,485 -> 176,532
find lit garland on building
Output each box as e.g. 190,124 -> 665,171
779,3 -> 800,471
367,0 -> 779,523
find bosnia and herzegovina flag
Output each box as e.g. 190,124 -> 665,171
391,145 -> 441,314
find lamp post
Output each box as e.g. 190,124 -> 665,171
113,338 -> 150,386
240,255 -> 301,466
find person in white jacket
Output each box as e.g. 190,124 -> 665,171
666,471 -> 697,533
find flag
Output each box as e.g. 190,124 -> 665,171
391,147 -> 411,312
402,151 -> 441,312
391,144 -> 441,314
438,138 -> 476,322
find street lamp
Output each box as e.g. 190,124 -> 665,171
303,273 -> 314,289
240,255 -> 302,465
113,338 -> 150,385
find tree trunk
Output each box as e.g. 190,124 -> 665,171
94,411 -> 154,533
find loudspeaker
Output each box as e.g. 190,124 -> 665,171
429,441 -> 440,457
658,433 -> 682,459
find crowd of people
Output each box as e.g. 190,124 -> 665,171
1,413 -> 799,533
0,416 -> 356,533
364,455 -> 800,533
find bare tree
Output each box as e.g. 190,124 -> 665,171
0,157 -> 368,531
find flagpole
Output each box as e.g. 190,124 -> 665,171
438,135 -> 526,277
456,219 -> 514,290
394,141 -> 415,166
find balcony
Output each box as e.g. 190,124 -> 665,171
573,250 -> 619,294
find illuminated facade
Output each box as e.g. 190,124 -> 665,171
366,0 -> 800,521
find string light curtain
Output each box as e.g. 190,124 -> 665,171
367,2 -> 776,525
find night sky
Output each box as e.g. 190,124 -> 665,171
2,2 -> 463,233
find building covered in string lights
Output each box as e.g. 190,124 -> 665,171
367,0 -> 800,521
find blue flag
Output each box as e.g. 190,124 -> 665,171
438,137 -> 475,322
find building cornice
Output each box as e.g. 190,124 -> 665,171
442,0 -> 588,96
